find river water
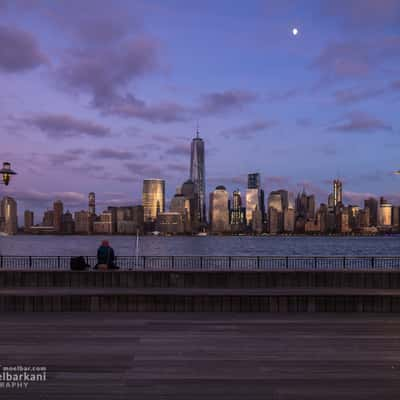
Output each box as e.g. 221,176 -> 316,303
1,235 -> 400,256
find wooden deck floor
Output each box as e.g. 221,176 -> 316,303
1,313 -> 400,399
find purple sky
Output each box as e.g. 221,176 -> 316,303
1,0 -> 400,220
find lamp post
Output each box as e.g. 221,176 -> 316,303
0,162 -> 17,186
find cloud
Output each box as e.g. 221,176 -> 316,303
296,118 -> 312,127
6,189 -> 86,206
105,94 -> 188,123
166,163 -> 187,173
392,80 -> 400,91
198,90 -> 257,115
327,111 -> 392,133
266,88 -> 303,102
57,35 -> 159,106
98,88 -> 259,122
265,176 -> 290,187
358,170 -> 396,183
343,191 -> 378,205
317,144 -> 337,156
25,114 -> 111,138
334,87 -> 385,104
221,120 -> 277,139
311,37 -> 400,84
74,16 -> 133,45
165,143 -> 190,156
321,0 -> 400,28
91,148 -> 136,160
312,42 -> 372,82
208,175 -> 247,187
294,181 -> 329,201
0,25 -> 48,72
124,161 -> 163,177
48,152 -> 82,166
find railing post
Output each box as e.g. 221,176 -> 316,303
0,255 -> 2,269
143,256 -> 146,270
171,256 -> 175,270
58,256 -> 61,269
228,256 -> 231,270
200,256 -> 203,270
343,256 -> 346,269
257,256 -> 260,270
286,256 -> 289,269
314,257 -> 317,270
371,257 -> 374,269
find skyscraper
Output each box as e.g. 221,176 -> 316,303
1,197 -> 18,235
24,210 -> 34,232
43,210 -> 54,226
245,173 -> 265,229
230,190 -> 245,226
248,173 -> 260,189
75,210 -> 89,234
268,191 -> 283,233
365,197 -> 378,227
88,192 -> 96,215
190,129 -> 206,225
209,186 -> 229,233
246,188 -> 260,225
378,197 -> 392,229
333,179 -> 343,207
268,191 -> 283,213
142,179 -> 165,222
53,200 -> 64,233
181,179 -> 196,231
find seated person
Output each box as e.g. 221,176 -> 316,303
95,240 -> 118,270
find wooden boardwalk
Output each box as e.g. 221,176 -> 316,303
1,313 -> 400,399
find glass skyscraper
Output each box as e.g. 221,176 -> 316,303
142,179 -> 165,221
190,130 -> 206,224
247,173 -> 260,189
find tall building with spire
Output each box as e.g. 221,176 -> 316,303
190,128 -> 206,225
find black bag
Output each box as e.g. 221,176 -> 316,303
70,256 -> 89,271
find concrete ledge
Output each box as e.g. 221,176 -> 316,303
1,288 -> 400,312
1,270 -> 400,288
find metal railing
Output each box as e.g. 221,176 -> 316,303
1,255 -> 400,271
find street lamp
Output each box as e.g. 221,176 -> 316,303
0,162 -> 17,186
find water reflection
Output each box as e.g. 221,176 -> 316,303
1,235 -> 400,256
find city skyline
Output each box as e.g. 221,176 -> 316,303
1,1 -> 400,218
4,174 -> 398,235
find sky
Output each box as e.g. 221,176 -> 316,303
1,0 -> 400,220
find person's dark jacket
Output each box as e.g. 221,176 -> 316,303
97,245 -> 115,267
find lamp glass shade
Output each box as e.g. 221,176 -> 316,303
0,162 -> 16,185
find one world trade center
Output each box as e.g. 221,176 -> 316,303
190,129 -> 206,225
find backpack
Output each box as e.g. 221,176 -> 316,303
70,256 -> 89,271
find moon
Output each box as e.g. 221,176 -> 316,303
292,28 -> 299,36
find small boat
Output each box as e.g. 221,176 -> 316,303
0,232 -> 9,237
151,231 -> 161,236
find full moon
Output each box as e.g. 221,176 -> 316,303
292,28 -> 299,36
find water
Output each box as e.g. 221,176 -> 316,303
1,235 -> 400,256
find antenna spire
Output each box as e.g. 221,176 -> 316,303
196,120 -> 200,138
